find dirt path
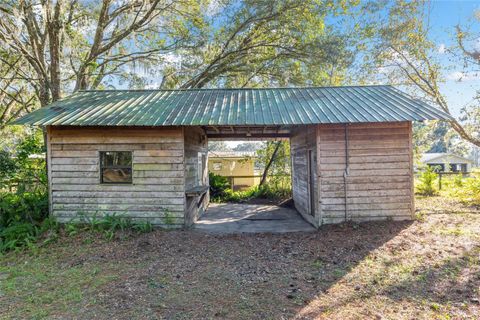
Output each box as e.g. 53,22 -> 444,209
1,196 -> 479,319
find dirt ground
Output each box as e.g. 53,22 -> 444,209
1,196 -> 479,319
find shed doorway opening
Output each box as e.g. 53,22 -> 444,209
207,139 -> 291,196
194,129 -> 315,233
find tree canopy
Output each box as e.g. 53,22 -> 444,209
0,0 -> 479,151
0,0 -> 387,127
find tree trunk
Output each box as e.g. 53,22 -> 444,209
259,141 -> 281,186
46,0 -> 62,102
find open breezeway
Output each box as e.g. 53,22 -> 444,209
194,203 -> 316,233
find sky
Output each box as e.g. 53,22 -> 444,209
122,0 -> 479,122
429,0 -> 480,117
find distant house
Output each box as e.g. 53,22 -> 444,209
208,151 -> 261,190
421,153 -> 473,173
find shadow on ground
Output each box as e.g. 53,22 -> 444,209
2,198 -> 480,319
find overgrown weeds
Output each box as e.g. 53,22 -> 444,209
440,169 -> 480,207
1,213 -> 155,254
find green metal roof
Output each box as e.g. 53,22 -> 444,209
12,85 -> 452,126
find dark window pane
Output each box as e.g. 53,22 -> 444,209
101,151 -> 132,166
100,151 -> 132,184
102,168 -> 132,183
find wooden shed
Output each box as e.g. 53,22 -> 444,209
14,85 -> 451,228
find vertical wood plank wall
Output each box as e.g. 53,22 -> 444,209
48,126 -> 186,227
291,125 -> 319,227
184,127 -> 209,226
318,121 -> 414,224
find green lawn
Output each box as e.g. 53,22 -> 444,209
1,196 -> 479,319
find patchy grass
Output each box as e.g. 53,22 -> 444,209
1,196 -> 480,319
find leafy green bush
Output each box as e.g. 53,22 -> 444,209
0,191 -> 49,227
0,129 -> 50,253
209,171 -> 291,203
0,191 -> 49,253
0,150 -> 17,182
1,129 -> 47,193
209,173 -> 231,201
415,166 -> 438,196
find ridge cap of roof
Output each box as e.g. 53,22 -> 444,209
78,84 -> 393,93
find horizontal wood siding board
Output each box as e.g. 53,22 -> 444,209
134,150 -> 183,157
133,171 -> 184,178
319,122 -> 409,130
322,202 -> 411,211
53,204 -> 184,212
51,136 -> 182,144
320,175 -> 410,185
319,154 -> 409,164
322,215 -> 411,224
51,171 -> 99,178
54,191 -> 184,198
322,188 -> 411,198
52,197 -> 184,205
320,162 -> 410,171
321,195 -> 411,205
50,126 -> 186,226
55,213 -> 184,222
318,148 -> 410,158
320,133 -> 409,142
320,141 -> 409,150
321,181 -> 411,192
51,143 -> 183,151
132,163 -> 183,171
321,169 -> 410,178
133,156 -> 184,164
51,184 -> 184,192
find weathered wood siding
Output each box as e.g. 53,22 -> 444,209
48,126 -> 186,227
318,122 -> 414,224
184,127 -> 209,226
291,125 -> 319,227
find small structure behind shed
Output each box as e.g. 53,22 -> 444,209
208,151 -> 261,190
421,153 -> 473,173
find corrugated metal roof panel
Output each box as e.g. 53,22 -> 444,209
12,85 -> 452,126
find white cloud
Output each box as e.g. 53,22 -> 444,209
447,71 -> 480,82
438,43 -> 447,54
